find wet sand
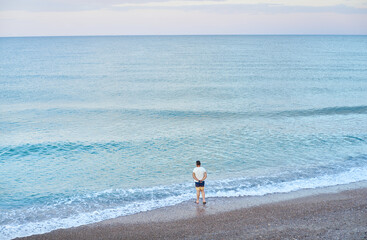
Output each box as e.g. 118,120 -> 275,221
19,185 -> 367,240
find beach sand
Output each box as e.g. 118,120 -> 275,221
18,184 -> 367,240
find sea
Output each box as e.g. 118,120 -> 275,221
1,35 -> 367,239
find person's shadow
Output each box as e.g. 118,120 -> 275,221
195,203 -> 206,217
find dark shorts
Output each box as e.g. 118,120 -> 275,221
195,181 -> 205,188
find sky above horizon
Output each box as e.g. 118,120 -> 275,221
0,0 -> 366,36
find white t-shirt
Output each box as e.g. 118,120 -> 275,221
193,167 -> 206,182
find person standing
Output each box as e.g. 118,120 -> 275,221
192,161 -> 207,204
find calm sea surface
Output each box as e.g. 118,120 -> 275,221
1,35 -> 367,239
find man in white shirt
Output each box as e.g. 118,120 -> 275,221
192,161 -> 207,204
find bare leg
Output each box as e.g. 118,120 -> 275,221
201,189 -> 206,203
196,188 -> 200,203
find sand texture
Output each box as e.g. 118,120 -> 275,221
18,187 -> 367,240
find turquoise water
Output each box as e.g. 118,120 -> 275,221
1,35 -> 367,239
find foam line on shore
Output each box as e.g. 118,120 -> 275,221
18,181 -> 367,240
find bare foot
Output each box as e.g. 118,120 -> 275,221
195,201 -> 199,204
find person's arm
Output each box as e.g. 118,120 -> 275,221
192,172 -> 200,181
201,172 -> 207,181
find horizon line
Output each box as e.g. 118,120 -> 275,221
1,33 -> 367,38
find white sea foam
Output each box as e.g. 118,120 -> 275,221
1,166 -> 367,240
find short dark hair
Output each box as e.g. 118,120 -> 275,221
196,161 -> 201,166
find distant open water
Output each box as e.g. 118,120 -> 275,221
1,35 -> 367,239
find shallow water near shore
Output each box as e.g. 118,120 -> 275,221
97,181 -> 367,225
1,35 -> 367,239
23,184 -> 367,240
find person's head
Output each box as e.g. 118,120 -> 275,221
196,161 -> 201,167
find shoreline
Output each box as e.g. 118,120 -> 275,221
18,181 -> 367,240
